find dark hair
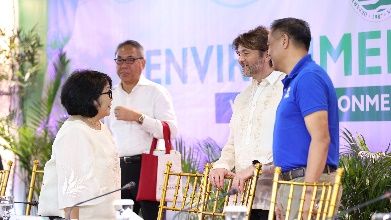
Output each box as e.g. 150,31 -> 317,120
270,17 -> 311,51
114,40 -> 144,57
61,69 -> 112,117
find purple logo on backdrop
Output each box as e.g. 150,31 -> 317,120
215,92 -> 239,123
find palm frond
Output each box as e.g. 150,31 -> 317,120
196,137 -> 222,171
339,128 -> 391,219
174,137 -> 201,173
45,50 -> 69,115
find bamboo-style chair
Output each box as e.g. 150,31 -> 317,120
157,162 -> 262,220
25,160 -> 44,215
268,167 -> 344,220
0,160 -> 14,196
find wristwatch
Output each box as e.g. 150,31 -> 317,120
138,114 -> 145,124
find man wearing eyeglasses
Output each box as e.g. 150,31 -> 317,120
104,40 -> 177,220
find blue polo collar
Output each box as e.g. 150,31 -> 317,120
282,54 -> 312,87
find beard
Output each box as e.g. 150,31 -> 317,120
241,61 -> 263,78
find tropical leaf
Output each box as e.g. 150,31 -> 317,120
0,37 -> 69,201
45,50 -> 69,113
338,128 -> 391,220
174,137 -> 201,173
196,137 -> 222,171
173,136 -> 224,176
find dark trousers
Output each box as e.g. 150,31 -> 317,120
250,209 -> 270,220
120,157 -> 160,220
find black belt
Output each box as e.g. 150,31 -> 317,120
120,155 -> 142,163
281,165 -> 336,181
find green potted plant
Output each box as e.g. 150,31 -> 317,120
0,27 -> 70,202
338,128 -> 391,219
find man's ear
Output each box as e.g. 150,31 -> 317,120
281,33 -> 290,49
140,58 -> 146,69
265,52 -> 273,68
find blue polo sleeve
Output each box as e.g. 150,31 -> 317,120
295,72 -> 328,117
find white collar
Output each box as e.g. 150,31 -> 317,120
114,75 -> 153,92
252,71 -> 285,85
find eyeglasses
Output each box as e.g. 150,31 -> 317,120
114,57 -> 143,65
101,89 -> 112,99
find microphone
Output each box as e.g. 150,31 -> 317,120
14,201 -> 39,206
226,188 -> 239,196
66,181 -> 136,220
173,188 -> 239,219
330,189 -> 391,219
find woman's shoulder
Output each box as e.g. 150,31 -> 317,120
54,119 -> 93,142
59,119 -> 85,132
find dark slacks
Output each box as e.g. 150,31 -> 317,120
250,209 -> 270,220
120,157 -> 160,220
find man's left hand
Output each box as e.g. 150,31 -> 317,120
231,166 -> 254,193
301,187 -> 318,220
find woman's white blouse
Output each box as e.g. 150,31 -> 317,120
38,119 -> 120,220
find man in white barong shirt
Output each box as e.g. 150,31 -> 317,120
209,26 -> 285,220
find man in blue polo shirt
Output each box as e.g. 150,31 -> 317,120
267,18 -> 339,219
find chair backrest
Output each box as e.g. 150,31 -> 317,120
25,160 -> 44,216
157,162 -> 261,220
0,161 -> 13,196
268,167 -> 344,220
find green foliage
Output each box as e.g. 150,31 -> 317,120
175,131 -> 391,220
197,137 -> 222,169
173,137 -> 226,218
174,137 -> 222,173
0,28 -> 43,122
0,28 -> 42,86
25,51 -> 69,130
5,51 -> 68,170
0,30 -> 69,195
339,128 -> 391,219
175,137 -> 201,173
0,121 -> 52,171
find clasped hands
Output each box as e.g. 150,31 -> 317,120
114,106 -> 141,122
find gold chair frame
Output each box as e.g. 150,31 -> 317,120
0,161 -> 13,196
25,160 -> 44,215
268,167 -> 344,220
158,162 -> 261,220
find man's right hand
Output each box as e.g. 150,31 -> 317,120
114,106 -> 141,122
209,168 -> 233,189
